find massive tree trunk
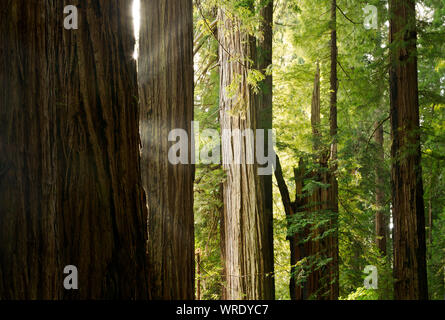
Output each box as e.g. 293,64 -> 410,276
218,6 -> 274,300
328,0 -> 339,300
389,0 -> 428,300
138,0 -> 195,299
374,122 -> 387,255
0,0 -> 150,299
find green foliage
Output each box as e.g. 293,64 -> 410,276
193,0 -> 445,300
341,287 -> 379,300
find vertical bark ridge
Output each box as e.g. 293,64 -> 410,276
0,0 -> 150,299
138,0 -> 195,300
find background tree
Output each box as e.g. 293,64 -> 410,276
217,1 -> 275,299
257,0 -> 276,300
389,0 -> 428,300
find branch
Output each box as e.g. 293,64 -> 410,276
336,5 -> 360,25
274,154 -> 294,218
337,59 -> 351,80
194,19 -> 218,56
364,115 -> 390,153
195,0 -> 249,69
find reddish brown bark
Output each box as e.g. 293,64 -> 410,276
389,0 -> 428,300
0,0 -> 150,299
328,0 -> 339,300
258,0 -> 275,300
218,6 -> 274,299
138,0 -> 195,299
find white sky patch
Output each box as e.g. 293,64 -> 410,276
416,3 -> 434,23
132,0 -> 141,60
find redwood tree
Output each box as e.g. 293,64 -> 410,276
0,0 -> 150,299
328,0 -> 339,300
138,0 -> 195,299
258,0 -> 275,299
218,5 -> 274,299
389,0 -> 428,300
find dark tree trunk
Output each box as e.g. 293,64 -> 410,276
138,0 -> 195,299
374,122 -> 387,255
219,182 -> 227,299
258,0 -> 275,300
328,0 -> 339,300
274,156 -> 298,299
0,0 -> 150,299
389,0 -> 428,300
218,6 -> 274,299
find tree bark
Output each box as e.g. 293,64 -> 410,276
389,0 -> 428,300
328,0 -> 339,300
138,0 -> 195,299
374,122 -> 387,256
0,0 -> 150,299
258,0 -> 275,300
312,63 -> 321,152
218,6 -> 274,299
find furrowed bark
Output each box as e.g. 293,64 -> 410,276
0,0 -> 150,299
389,0 -> 428,300
138,0 -> 195,299
258,0 -> 275,299
328,0 -> 339,300
218,6 -> 274,299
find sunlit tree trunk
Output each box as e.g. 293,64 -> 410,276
0,0 -> 150,299
218,6 -> 274,299
389,0 -> 428,300
138,0 -> 195,299
258,0 -> 275,300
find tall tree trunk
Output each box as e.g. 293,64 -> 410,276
328,0 -> 340,300
138,0 -> 195,299
218,6 -> 274,299
219,182 -> 227,299
274,155 -> 298,299
312,63 -> 321,152
389,0 -> 428,300
258,0 -> 275,299
374,122 -> 387,255
196,249 -> 201,300
0,0 -> 150,299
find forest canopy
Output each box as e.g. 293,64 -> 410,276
0,0 -> 444,301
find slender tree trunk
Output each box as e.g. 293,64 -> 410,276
328,0 -> 340,300
196,250 -> 201,300
258,0 -> 275,299
274,155 -> 298,299
218,6 -> 274,299
0,0 -> 150,299
219,182 -> 227,299
375,122 -> 387,255
389,0 -> 428,300
138,0 -> 195,300
312,63 -> 321,151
